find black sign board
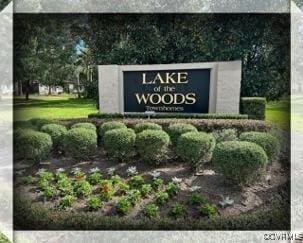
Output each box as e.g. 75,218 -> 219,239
123,69 -> 211,113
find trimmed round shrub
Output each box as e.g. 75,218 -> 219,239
29,118 -> 57,129
63,128 -> 97,159
15,129 -> 52,162
213,141 -> 268,185
71,122 -> 96,131
134,122 -> 162,133
212,129 -> 238,143
136,130 -> 170,164
176,132 -> 216,170
104,128 -> 136,161
99,121 -> 127,137
40,124 -> 67,149
239,132 -> 280,162
167,123 -> 198,145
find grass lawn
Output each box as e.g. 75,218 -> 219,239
14,94 -> 98,121
265,97 -> 290,131
14,94 -> 291,131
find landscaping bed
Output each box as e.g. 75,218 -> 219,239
14,118 -> 289,230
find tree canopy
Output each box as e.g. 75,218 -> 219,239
14,13 -> 290,101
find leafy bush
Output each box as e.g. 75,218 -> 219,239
239,131 -> 280,162
41,123 -> 67,149
213,141 -> 268,185
104,128 -> 136,161
187,193 -> 208,205
59,195 -> 76,209
167,123 -> 198,145
100,180 -> 114,201
176,132 -> 216,170
99,121 -> 127,137
87,172 -> 102,185
57,177 -> 73,195
71,122 -> 96,131
89,112 -> 248,120
126,190 -> 141,205
15,129 -> 52,162
116,182 -> 130,195
140,184 -> 153,197
74,181 -> 92,197
111,175 -> 123,185
165,182 -> 180,197
136,130 -> 170,163
212,129 -> 238,143
151,178 -> 164,191
154,192 -> 169,205
169,203 -> 186,218
199,203 -> 217,217
87,197 -> 103,211
134,122 -> 162,133
63,128 -> 97,159
143,204 -> 159,218
29,118 -> 57,129
240,97 -> 266,120
43,186 -> 56,199
129,175 -> 145,189
116,197 -> 132,215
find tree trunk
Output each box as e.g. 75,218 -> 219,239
19,80 -> 23,96
48,85 -> 51,95
25,80 -> 30,100
77,73 -> 81,98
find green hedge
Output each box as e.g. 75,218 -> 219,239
15,129 -> 52,162
239,132 -> 280,162
136,130 -> 170,164
63,128 -> 97,159
71,122 -> 96,131
240,97 -> 266,120
167,123 -> 198,145
134,122 -> 162,133
99,121 -> 127,138
213,141 -> 268,185
104,128 -> 136,161
176,132 -> 215,170
88,112 -> 249,120
40,124 -> 67,149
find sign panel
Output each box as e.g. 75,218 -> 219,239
123,69 -> 211,113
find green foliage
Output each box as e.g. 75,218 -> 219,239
59,195 -> 76,209
241,97 -> 266,120
99,121 -> 127,137
167,123 -> 198,145
143,204 -> 159,218
87,197 -> 103,211
57,176 -> 73,195
199,203 -> 217,217
239,131 -> 280,162
29,118 -> 57,129
104,128 -> 136,161
43,185 -> 56,199
37,170 -> 54,182
169,203 -> 186,218
165,182 -> 180,197
71,122 -> 96,131
74,181 -> 92,197
212,129 -> 238,143
116,197 -> 132,215
151,178 -> 164,191
126,190 -> 141,205
116,182 -> 130,195
87,172 -> 102,185
154,192 -> 169,205
100,180 -> 114,201
140,184 -> 153,197
176,132 -> 216,170
111,175 -> 123,185
129,175 -> 145,189
187,193 -> 208,206
213,141 -> 268,185
40,123 -> 67,149
134,122 -> 162,133
15,129 -> 52,162
88,112 -> 249,120
63,128 -> 97,159
136,130 -> 170,164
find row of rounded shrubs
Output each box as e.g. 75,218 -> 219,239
15,120 -> 280,185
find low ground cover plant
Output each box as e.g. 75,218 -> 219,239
169,203 -> 186,218
213,141 -> 268,185
199,203 -> 218,217
143,203 -> 159,218
87,196 -> 103,211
